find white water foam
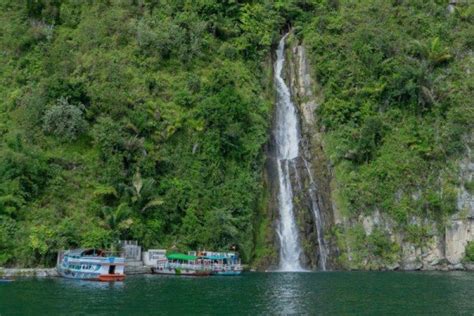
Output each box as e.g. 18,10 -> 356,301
274,34 -> 304,272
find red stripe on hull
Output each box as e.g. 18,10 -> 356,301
98,274 -> 126,282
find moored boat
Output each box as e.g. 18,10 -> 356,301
198,251 -> 243,276
151,253 -> 211,276
211,264 -> 243,276
57,249 -> 126,281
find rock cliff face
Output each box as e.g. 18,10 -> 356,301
265,34 -> 474,271
285,40 -> 338,270
262,35 -> 336,270
447,134 -> 474,266
339,130 -> 474,271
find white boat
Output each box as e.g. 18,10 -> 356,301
57,249 -> 126,281
197,250 -> 243,276
211,263 -> 243,276
151,253 -> 211,276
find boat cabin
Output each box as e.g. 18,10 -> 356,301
57,248 -> 125,281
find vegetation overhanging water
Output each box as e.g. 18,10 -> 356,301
0,0 -> 473,274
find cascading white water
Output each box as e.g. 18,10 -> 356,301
274,34 -> 304,272
303,159 -> 328,271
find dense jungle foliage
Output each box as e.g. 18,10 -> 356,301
304,1 -> 474,223
303,0 -> 473,223
0,0 -> 472,267
300,0 -> 473,267
0,0 -> 292,266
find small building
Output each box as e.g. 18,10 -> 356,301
120,240 -> 142,261
143,249 -> 167,266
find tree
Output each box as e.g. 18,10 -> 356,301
43,96 -> 87,141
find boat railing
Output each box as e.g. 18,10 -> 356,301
103,250 -> 126,258
157,261 -> 212,271
210,262 -> 243,271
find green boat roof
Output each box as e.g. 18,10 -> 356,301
166,253 -> 197,261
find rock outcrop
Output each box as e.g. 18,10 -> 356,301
284,35 -> 337,270
275,34 -> 473,271
263,33 -> 473,271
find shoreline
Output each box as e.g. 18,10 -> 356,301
1,264 -> 473,278
0,265 -> 152,278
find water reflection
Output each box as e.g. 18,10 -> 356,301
2,272 -> 474,315
433,271 -> 474,314
57,278 -> 125,291
265,272 -> 308,315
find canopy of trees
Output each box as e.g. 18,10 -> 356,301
1,0 -> 472,267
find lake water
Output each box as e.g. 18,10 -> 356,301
1,272 -> 473,315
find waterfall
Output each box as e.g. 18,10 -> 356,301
303,159 -> 328,271
273,33 -> 328,271
274,34 -> 304,272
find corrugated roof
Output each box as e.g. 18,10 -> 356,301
166,253 -> 197,261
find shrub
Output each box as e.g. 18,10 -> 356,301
43,97 -> 87,141
464,180 -> 474,194
0,216 -> 16,265
465,241 -> 474,262
0,136 -> 50,206
81,227 -> 113,249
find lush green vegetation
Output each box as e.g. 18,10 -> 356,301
300,0 -> 473,266
465,241 -> 474,262
333,225 -> 401,270
303,0 -> 473,221
0,0 -> 307,266
1,0 -> 472,268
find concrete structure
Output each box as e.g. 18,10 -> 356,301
446,219 -> 474,264
120,240 -> 142,261
143,249 -> 167,266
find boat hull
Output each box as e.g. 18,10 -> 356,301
212,270 -> 242,276
0,279 -> 14,283
151,267 -> 211,276
98,274 -> 126,282
58,270 -> 100,280
58,270 -> 125,281
57,250 -> 126,282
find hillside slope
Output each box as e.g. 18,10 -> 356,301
0,0 -> 291,266
0,0 -> 472,269
298,0 -> 473,269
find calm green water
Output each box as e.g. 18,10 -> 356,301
1,272 -> 473,315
